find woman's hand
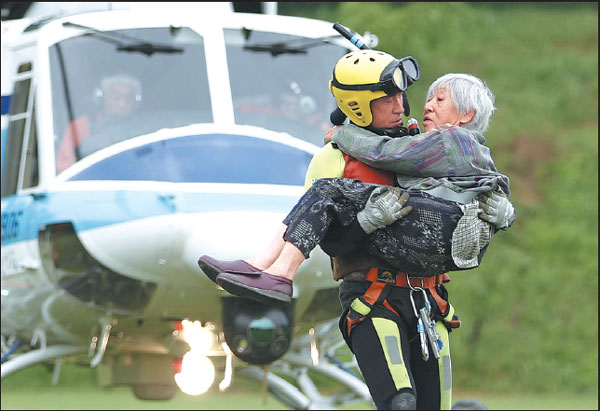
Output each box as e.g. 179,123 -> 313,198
324,125 -> 342,144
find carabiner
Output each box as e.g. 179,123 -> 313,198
409,289 -> 419,318
406,274 -> 424,291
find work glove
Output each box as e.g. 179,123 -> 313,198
357,186 -> 412,234
478,191 -> 516,230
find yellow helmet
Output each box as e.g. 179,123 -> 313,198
329,50 -> 419,126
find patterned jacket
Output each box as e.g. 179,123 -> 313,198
332,124 -> 511,196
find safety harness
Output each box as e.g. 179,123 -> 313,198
345,268 -> 460,337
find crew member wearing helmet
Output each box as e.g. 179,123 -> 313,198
56,73 -> 141,173
211,50 -> 449,410
305,49 -> 446,410
201,51 -> 515,410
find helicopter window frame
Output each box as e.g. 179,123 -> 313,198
223,28 -> 349,147
22,102 -> 39,189
48,26 -> 213,175
1,70 -> 38,198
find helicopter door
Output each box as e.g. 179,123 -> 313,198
1,61 -> 40,275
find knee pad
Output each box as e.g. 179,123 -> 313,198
390,391 -> 416,410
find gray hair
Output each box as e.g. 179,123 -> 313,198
426,73 -> 496,133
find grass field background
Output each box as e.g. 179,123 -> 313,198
1,363 -> 598,410
1,385 -> 598,410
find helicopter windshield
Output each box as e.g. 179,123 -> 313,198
49,27 -> 212,174
225,29 -> 348,146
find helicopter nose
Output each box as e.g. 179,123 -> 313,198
181,210 -> 287,279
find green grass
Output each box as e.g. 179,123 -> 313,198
452,391 -> 599,410
0,363 -> 370,410
1,364 -> 598,410
1,385 -> 598,410
0,386 -> 288,410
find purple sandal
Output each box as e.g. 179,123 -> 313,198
216,271 -> 292,306
197,255 -> 261,283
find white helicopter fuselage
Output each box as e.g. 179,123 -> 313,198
1,3 -> 361,401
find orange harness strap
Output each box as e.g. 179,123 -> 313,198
346,279 -> 392,336
345,268 -> 450,337
429,287 -> 449,317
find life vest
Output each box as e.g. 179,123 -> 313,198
330,153 -> 395,280
341,153 -> 395,186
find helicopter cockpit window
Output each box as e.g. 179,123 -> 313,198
1,77 -> 32,198
49,27 -> 212,174
22,103 -> 39,189
224,29 -> 348,146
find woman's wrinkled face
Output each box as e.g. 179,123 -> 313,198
422,87 -> 470,132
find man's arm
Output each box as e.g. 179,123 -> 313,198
356,186 -> 412,234
303,142 -> 411,256
302,142 -> 357,256
319,186 -> 412,255
304,141 -> 345,190
478,191 -> 516,230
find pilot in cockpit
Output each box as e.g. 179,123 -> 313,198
277,81 -> 329,136
55,73 -> 142,173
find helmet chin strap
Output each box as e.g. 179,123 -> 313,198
365,124 -> 409,138
383,126 -> 409,137
402,91 -> 411,116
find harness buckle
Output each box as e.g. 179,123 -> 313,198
406,273 -> 424,290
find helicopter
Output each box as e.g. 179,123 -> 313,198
1,2 -> 380,408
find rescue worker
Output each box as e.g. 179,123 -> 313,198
201,50 -> 440,410
200,51 -> 515,409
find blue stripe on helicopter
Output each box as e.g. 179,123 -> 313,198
68,133 -> 313,185
1,189 -> 301,246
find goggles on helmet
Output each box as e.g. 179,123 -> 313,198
331,56 -> 420,95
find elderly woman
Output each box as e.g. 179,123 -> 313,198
199,73 -> 515,304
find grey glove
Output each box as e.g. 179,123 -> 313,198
478,191 -> 516,230
357,186 -> 413,234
